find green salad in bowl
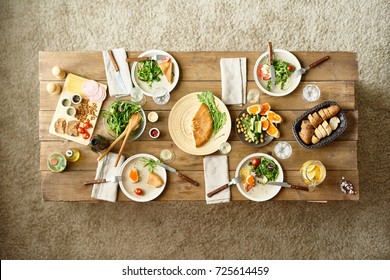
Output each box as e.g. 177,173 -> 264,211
102,101 -> 146,139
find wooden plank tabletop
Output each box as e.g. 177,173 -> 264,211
39,51 -> 359,202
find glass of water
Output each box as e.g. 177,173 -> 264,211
130,86 -> 146,105
153,87 -> 170,105
274,141 -> 292,159
247,88 -> 260,104
302,84 -> 320,102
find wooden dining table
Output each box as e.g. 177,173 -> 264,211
39,51 -> 359,202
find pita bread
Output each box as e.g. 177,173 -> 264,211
147,172 -> 164,188
54,118 -> 66,134
158,61 -> 173,83
192,103 -> 213,147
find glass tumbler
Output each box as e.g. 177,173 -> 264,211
153,87 -> 170,105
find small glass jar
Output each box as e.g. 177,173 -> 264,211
65,148 -> 80,162
89,134 -> 110,153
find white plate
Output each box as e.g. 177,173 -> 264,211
168,92 -> 232,156
235,153 -> 284,202
119,153 -> 166,202
131,49 -> 180,97
254,49 -> 301,97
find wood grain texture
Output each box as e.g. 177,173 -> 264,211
39,51 -> 358,82
39,51 -> 359,202
40,170 -> 359,202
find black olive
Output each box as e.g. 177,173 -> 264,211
268,162 -> 275,171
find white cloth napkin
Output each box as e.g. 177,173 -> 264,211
102,48 -> 133,96
91,152 -> 125,202
220,58 -> 247,105
203,155 -> 230,204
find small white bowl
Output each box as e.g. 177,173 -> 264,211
71,94 -> 82,104
149,128 -> 160,139
147,111 -> 159,122
66,106 -> 76,117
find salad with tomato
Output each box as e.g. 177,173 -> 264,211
248,156 -> 279,183
257,59 -> 295,91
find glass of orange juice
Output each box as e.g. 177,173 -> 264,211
300,160 -> 326,191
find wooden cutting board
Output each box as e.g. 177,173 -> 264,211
48,73 -> 106,145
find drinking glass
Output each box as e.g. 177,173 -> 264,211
160,149 -> 175,163
153,87 -> 170,105
219,142 -> 232,154
300,160 -> 326,191
274,141 -> 292,159
247,88 -> 260,104
302,84 -> 320,102
130,86 -> 146,105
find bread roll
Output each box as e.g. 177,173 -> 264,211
318,109 -> 327,121
299,131 -> 313,145
327,105 -> 341,117
329,116 -> 340,130
322,120 -> 332,136
308,112 -> 322,128
318,125 -> 327,138
314,128 -> 323,139
311,135 -> 320,144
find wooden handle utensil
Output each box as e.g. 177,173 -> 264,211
177,173 -> 199,186
207,183 -> 229,198
308,56 -> 330,68
97,125 -> 130,161
108,49 -> 120,72
114,113 -> 142,167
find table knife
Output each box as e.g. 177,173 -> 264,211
126,55 -> 168,62
84,176 -> 122,186
267,181 -> 310,191
292,56 -> 330,78
157,162 -> 199,186
107,50 -> 128,93
268,42 -> 276,88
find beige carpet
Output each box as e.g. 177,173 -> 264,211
0,0 -> 389,259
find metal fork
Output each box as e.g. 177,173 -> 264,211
207,177 -> 242,198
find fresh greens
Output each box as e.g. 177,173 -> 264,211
197,91 -> 227,135
103,101 -> 142,137
137,60 -> 163,88
141,157 -> 160,173
248,156 -> 279,183
266,59 -> 293,91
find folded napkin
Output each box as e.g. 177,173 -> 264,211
102,48 -> 133,96
91,152 -> 125,202
220,58 -> 247,105
203,155 -> 230,204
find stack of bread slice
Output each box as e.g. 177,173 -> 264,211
299,105 -> 341,145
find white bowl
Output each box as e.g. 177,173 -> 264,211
254,49 -> 301,97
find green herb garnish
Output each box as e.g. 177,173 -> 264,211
141,157 -> 160,173
103,101 -> 142,137
197,91 -> 227,135
266,59 -> 293,91
137,60 -> 163,88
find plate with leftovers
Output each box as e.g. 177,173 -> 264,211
254,49 -> 301,96
168,91 -> 231,156
235,153 -> 284,202
235,102 -> 283,147
131,49 -> 179,97
119,153 -> 167,202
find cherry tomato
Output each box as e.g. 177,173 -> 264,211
287,65 -> 294,72
251,157 -> 260,168
77,127 -> 86,134
82,131 -> 90,139
135,188 -> 143,195
257,64 -> 271,80
82,121 -> 92,129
